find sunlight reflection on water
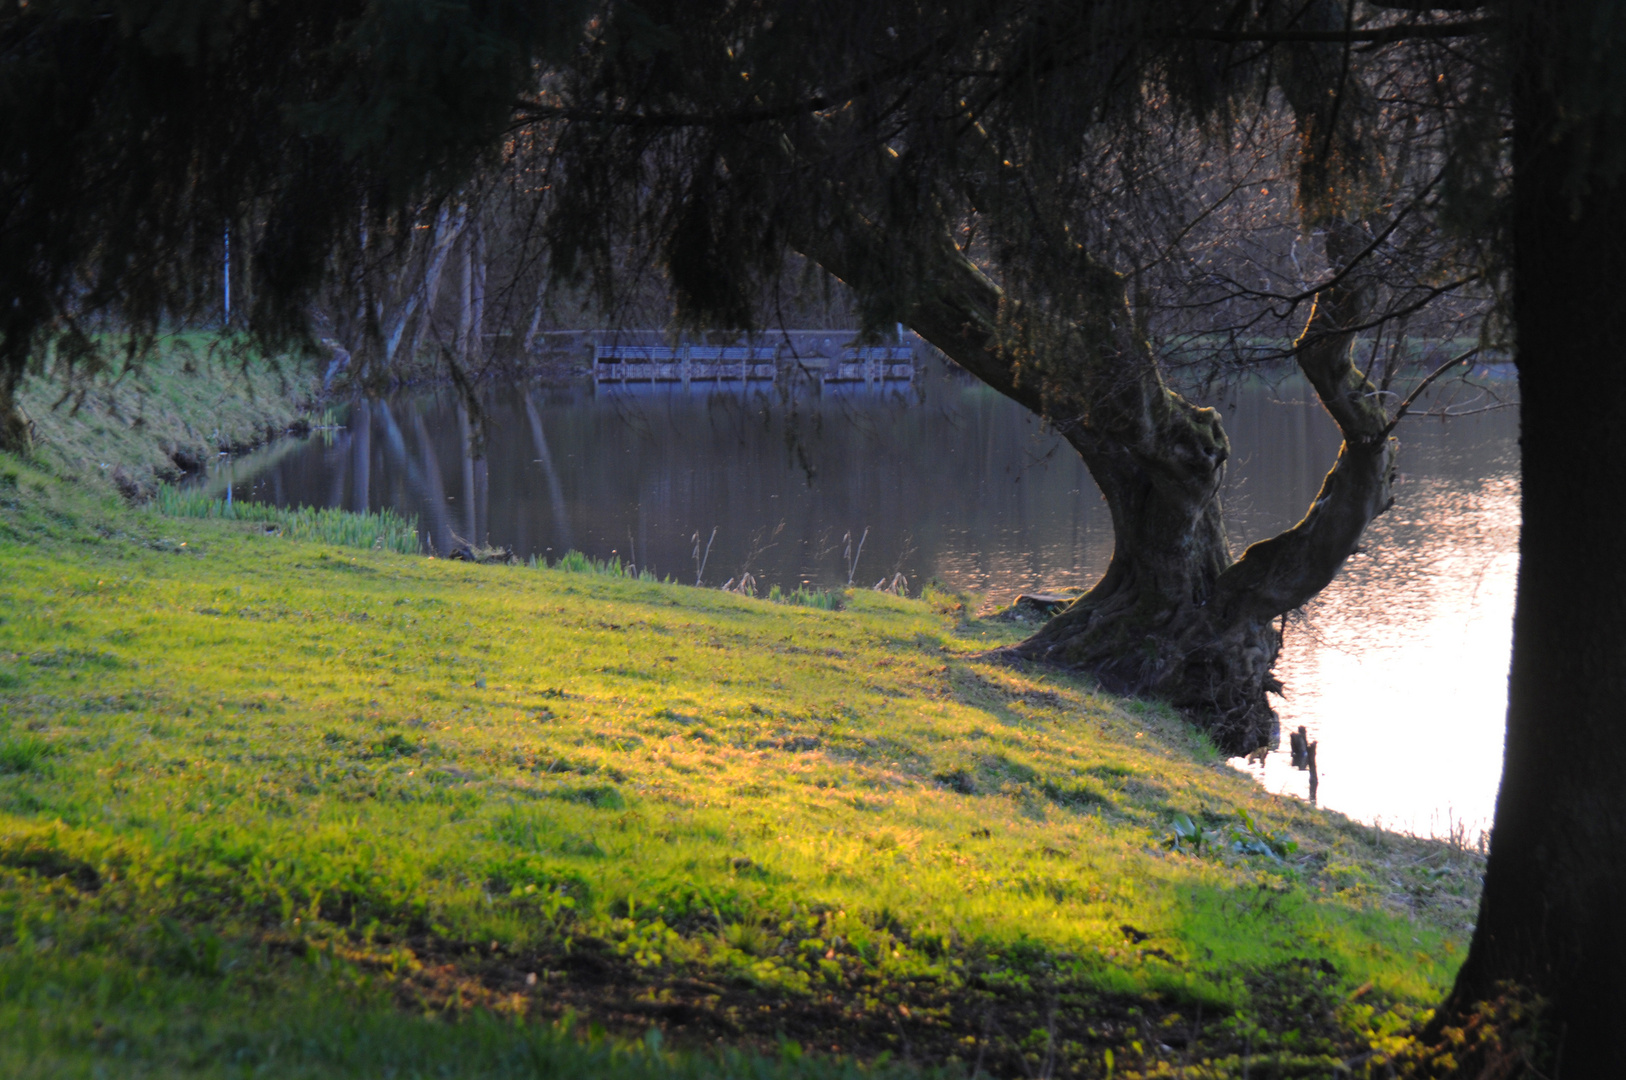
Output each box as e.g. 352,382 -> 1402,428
1243,471 -> 1517,840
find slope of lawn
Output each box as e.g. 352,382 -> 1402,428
0,455 -> 1482,1078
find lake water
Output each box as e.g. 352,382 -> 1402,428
215,357 -> 1519,838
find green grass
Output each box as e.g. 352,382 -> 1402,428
550,548 -> 660,579
0,453 -> 1481,1077
549,552 -> 842,610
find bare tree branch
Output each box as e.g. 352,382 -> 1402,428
1381,344 -> 1481,436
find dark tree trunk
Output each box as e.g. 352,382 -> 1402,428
1438,1 -> 1626,1071
0,375 -> 28,455
898,230 -> 1392,757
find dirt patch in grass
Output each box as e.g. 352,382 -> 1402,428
354,925 -> 1390,1078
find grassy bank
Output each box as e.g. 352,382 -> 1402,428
14,334 -> 317,499
0,458 -> 1484,1078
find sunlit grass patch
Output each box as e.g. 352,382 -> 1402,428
0,459 -> 1485,1076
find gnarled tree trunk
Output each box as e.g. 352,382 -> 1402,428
910,225 -> 1391,756
800,11 -> 1396,754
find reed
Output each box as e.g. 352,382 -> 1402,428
154,484 -> 419,554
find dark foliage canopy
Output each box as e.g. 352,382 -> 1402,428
0,0 -> 585,412
533,0 -> 1498,356
1,2 -> 1504,405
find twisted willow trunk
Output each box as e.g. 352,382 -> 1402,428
904,229 -> 1392,755
800,3 -> 1396,754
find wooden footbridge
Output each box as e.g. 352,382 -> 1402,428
592,338 -> 915,385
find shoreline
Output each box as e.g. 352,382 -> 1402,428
14,334 -> 321,501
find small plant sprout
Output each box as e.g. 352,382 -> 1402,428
721,572 -> 758,596
1163,814 -> 1211,855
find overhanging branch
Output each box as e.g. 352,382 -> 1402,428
1165,17 -> 1497,45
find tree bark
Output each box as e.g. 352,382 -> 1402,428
1437,0 -> 1626,1070
456,220 -> 486,370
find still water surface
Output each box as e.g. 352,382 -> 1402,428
218,361 -> 1519,837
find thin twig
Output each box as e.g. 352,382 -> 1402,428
1165,17 -> 1499,46
1380,346 -> 1480,437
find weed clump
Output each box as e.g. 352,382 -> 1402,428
1164,807 -> 1300,860
552,784 -> 626,810
549,549 -> 659,581
767,583 -> 843,610
0,734 -> 55,775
